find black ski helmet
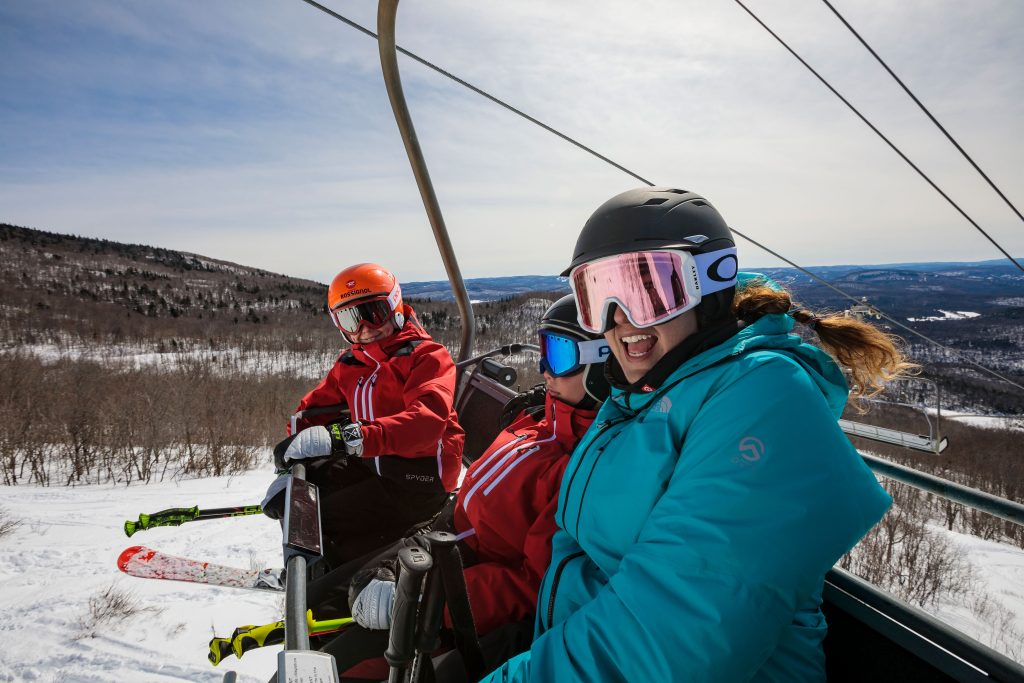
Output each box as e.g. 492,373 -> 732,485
563,188 -> 738,327
539,294 -> 610,406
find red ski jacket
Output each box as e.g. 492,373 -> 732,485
452,393 -> 597,635
294,305 -> 465,492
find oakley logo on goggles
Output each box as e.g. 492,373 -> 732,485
538,331 -> 610,377
569,247 -> 737,334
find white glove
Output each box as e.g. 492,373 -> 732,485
282,426 -> 334,464
351,578 -> 395,630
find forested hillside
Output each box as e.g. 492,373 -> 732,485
2,221 -> 1020,488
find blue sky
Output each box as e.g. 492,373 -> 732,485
2,0 -> 1022,283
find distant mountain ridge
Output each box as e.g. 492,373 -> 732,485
403,275 -> 569,301
403,258 -> 1024,302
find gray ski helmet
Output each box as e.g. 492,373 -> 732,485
563,188 -> 738,326
539,294 -> 611,405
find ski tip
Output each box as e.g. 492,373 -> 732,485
117,545 -> 153,571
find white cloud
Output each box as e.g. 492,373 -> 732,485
1,0 -> 1022,283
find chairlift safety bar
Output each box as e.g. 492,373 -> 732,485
861,452 -> 1024,527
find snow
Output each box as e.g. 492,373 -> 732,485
2,462 -> 1023,680
906,310 -> 981,322
4,343 -> 335,381
924,409 -> 1024,432
0,466 -> 284,682
930,527 -> 1024,662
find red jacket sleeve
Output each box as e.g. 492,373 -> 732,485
360,342 -> 457,458
452,459 -> 568,635
289,361 -> 348,435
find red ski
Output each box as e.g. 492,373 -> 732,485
117,545 -> 284,592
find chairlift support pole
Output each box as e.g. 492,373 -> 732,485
283,463 -> 311,651
266,411 -> 339,681
377,0 -> 476,363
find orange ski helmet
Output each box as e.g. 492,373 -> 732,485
327,263 -> 405,338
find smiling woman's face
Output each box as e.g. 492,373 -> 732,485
603,306 -> 698,384
348,319 -> 396,345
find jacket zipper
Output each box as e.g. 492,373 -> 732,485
546,551 -> 585,629
559,420 -> 615,529
353,377 -> 365,422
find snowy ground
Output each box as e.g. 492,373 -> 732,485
0,466 -> 284,683
943,413 -> 1024,431
931,527 -> 1024,662
2,464 -> 1023,681
5,343 -> 335,381
906,310 -> 981,322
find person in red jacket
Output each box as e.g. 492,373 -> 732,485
441,293 -> 609,637
321,293 -> 611,679
262,262 -> 465,568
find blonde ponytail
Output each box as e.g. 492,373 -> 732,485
733,284 -> 918,400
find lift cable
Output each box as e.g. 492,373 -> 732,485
295,0 -> 653,187
295,0 -> 1024,392
818,0 -> 1024,231
732,0 -> 1024,275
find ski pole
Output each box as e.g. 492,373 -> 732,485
209,613 -> 354,665
124,505 -> 263,537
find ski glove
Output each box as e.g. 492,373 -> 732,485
261,474 -> 291,520
272,434 -> 298,472
281,423 -> 364,466
351,578 -> 395,631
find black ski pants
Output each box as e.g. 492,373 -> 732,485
305,457 -> 447,571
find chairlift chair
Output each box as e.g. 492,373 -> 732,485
262,2 -> 1024,681
840,376 -> 948,454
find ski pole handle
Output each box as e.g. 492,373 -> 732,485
385,545 -> 433,681
124,505 -> 263,537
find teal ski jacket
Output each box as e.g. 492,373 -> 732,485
480,311 -> 892,683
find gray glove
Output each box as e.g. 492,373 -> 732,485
261,474 -> 291,520
351,578 -> 395,630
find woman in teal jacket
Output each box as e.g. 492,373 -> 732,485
482,188 -> 913,682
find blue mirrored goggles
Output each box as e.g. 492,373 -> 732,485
538,330 -> 611,377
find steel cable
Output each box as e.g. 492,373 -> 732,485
293,0 -> 1024,391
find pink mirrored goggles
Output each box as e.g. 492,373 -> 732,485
569,248 -> 737,333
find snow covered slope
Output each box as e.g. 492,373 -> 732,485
0,467 -> 284,682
